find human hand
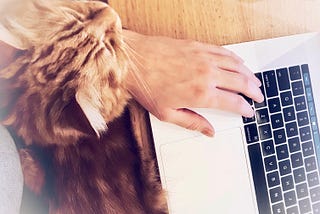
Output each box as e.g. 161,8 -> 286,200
123,30 -> 264,137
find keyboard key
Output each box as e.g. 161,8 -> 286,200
256,108 -> 269,124
309,103 -> 316,117
300,126 -> 311,142
268,97 -> 281,113
267,171 -> 280,188
289,65 -> 302,81
276,68 -> 290,91
263,70 -> 278,98
301,64 -> 310,85
284,190 -> 297,207
311,187 -> 320,203
311,116 -> 319,131
254,100 -> 267,109
283,106 -> 296,122
274,128 -> 286,145
280,91 -> 293,107
305,156 -> 317,172
259,124 -> 272,140
299,198 -> 311,214
305,87 -> 313,102
248,144 -> 271,213
270,186 -> 283,203
281,174 -> 294,191
291,152 -> 303,168
293,167 -> 306,184
292,81 -> 304,96
279,159 -> 291,176
313,202 -> 320,214
287,206 -> 299,214
296,183 -> 309,199
242,115 -> 255,124
254,73 -> 267,108
276,144 -> 289,160
242,94 -> 253,105
272,202 -> 285,214
297,111 -> 309,127
288,137 -> 301,153
307,171 -> 320,187
294,95 -> 307,111
244,123 -> 259,143
264,155 -> 278,172
302,141 -> 314,157
286,122 -> 298,138
271,113 -> 284,129
261,140 -> 275,156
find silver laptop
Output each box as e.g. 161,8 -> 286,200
149,32 -> 320,214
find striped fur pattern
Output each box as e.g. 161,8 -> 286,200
0,0 -> 167,213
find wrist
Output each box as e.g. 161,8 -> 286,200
122,30 -> 147,92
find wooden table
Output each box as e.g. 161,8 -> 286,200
109,0 -> 320,145
110,0 -> 320,45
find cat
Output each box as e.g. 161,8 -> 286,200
0,0 -> 167,213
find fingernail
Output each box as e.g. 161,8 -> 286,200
246,110 -> 255,118
254,76 -> 262,87
249,82 -> 263,103
243,104 -> 255,118
201,128 -> 214,137
255,87 -> 265,103
258,92 -> 265,103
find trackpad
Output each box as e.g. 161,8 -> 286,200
160,128 -> 256,214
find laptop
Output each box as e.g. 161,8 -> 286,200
148,32 -> 320,214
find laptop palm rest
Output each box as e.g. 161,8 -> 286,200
160,128 -> 256,214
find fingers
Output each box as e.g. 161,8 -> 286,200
204,49 -> 264,104
215,68 -> 264,103
207,89 -> 255,118
160,108 -> 215,137
213,54 -> 261,87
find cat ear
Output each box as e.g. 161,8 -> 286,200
0,0 -> 35,49
75,88 -> 107,137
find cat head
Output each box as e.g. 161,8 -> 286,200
0,0 -> 130,146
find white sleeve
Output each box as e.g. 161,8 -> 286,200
0,125 -> 23,214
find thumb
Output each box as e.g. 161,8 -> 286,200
163,108 -> 215,137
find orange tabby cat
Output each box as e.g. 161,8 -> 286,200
0,0 -> 167,213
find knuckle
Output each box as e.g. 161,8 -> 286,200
230,57 -> 242,67
197,67 -> 210,78
239,75 -> 250,90
191,83 -> 210,100
197,56 -> 216,75
192,86 -> 204,97
233,95 -> 247,107
214,68 -> 223,80
158,111 -> 169,122
217,46 -> 232,55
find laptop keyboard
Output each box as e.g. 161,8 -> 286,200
243,64 -> 320,214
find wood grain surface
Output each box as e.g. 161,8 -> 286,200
110,0 -> 320,45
